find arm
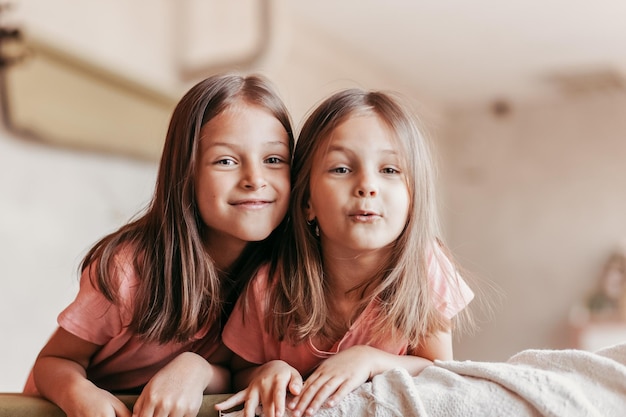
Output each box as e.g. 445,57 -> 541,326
215,355 -> 303,417
290,328 -> 452,417
409,328 -> 453,362
33,327 -> 131,417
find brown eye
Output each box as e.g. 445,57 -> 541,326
265,156 -> 285,165
215,158 -> 236,166
381,167 -> 400,174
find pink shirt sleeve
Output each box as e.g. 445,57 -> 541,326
58,257 -> 135,346
428,244 -> 474,319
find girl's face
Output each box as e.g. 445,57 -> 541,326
195,102 -> 291,255
306,114 -> 410,258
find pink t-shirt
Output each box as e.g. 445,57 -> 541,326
23,246 -> 225,395
222,245 -> 474,376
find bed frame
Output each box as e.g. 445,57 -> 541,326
0,393 -> 231,417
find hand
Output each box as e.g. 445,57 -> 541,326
31,328 -> 132,417
288,346 -> 374,417
216,360 -> 303,417
62,381 -> 132,417
131,352 -> 211,417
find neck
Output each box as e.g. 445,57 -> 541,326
318,248 -> 387,343
321,245 -> 390,297
202,231 -> 247,272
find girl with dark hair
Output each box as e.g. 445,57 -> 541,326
24,73 -> 294,417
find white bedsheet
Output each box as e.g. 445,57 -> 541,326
223,343 -> 626,416
314,342 -> 626,416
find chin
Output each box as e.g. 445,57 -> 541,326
241,230 -> 274,242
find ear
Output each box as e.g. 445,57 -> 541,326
305,200 -> 315,222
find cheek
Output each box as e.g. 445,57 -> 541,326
270,171 -> 291,215
197,168 -> 230,193
194,176 -> 222,215
195,180 -> 214,202
394,188 -> 412,223
279,172 -> 291,195
273,172 -> 291,199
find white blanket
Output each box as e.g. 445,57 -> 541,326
224,343 -> 626,417
313,343 -> 626,417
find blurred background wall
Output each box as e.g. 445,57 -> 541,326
2,0 -> 626,391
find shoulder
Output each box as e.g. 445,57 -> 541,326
426,242 -> 449,273
81,242 -> 141,301
426,242 -> 474,318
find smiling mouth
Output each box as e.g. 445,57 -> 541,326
231,200 -> 272,208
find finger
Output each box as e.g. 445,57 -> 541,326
286,372 -> 303,411
305,382 -> 339,415
288,370 -> 303,397
152,396 -> 197,417
150,402 -> 172,417
215,390 -> 248,411
324,379 -> 358,409
290,375 -> 326,416
131,395 -> 144,417
243,392 -> 260,417
115,401 -> 133,417
260,376 -> 288,417
272,381 -> 286,417
132,391 -> 161,417
296,376 -> 340,416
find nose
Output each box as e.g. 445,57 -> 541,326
355,171 -> 378,197
241,162 -> 267,190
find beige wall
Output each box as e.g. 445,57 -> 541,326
441,93 -> 626,360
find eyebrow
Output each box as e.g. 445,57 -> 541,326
204,140 -> 290,150
326,144 -> 399,156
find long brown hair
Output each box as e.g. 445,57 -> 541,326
82,73 -> 294,344
267,88 -> 469,349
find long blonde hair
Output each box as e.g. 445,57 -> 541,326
266,88 -> 469,349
